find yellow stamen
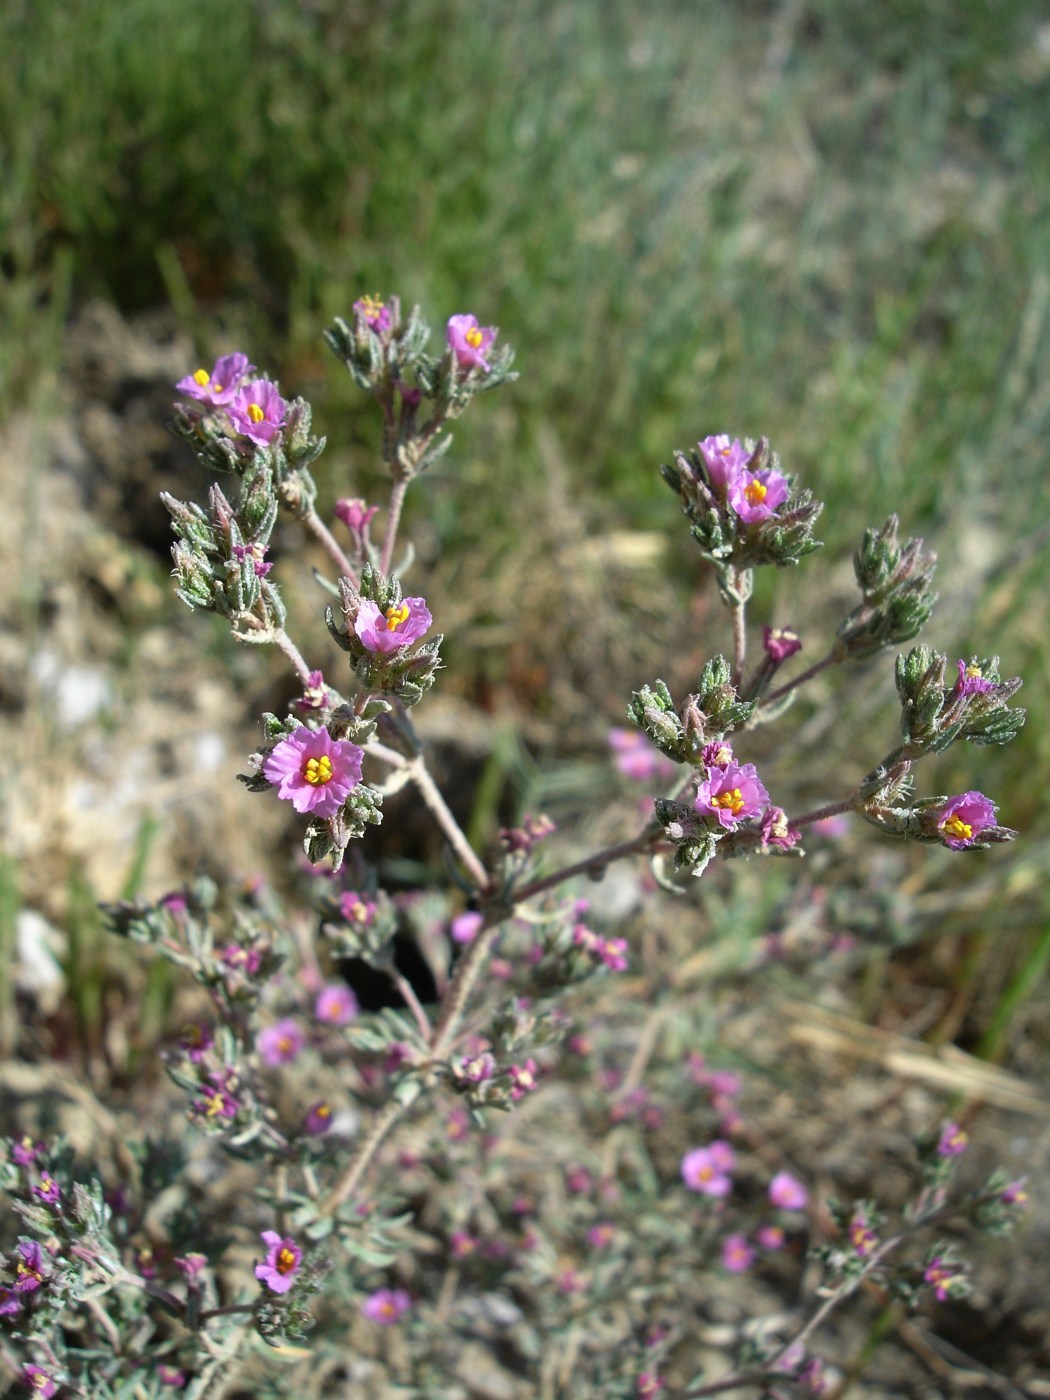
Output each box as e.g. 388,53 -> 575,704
965,663 -> 982,679
204,1092 -> 226,1119
744,479 -> 767,507
361,294 -> 385,318
465,327 -> 483,349
384,603 -> 410,631
276,1247 -> 297,1274
193,368 -> 210,387
304,755 -> 334,786
941,815 -> 972,841
712,788 -> 744,815
247,402 -> 265,424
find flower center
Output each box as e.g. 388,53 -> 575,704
697,1164 -> 714,1181
247,402 -> 265,424
383,603 -> 410,631
16,1260 -> 42,1286
744,479 -> 767,507
380,1299 -> 396,1319
465,327 -> 484,348
193,368 -> 210,387
361,294 -> 385,319
941,815 -> 972,841
204,1091 -> 227,1118
276,1247 -> 297,1275
304,755 -> 334,786
712,788 -> 744,815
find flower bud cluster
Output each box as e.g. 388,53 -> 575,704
836,514 -> 938,659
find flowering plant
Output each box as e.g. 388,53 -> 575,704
0,294 -> 1028,1396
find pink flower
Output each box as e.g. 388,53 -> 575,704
698,435 -> 749,493
451,911 -> 484,945
728,467 -> 790,522
14,1240 -> 46,1293
175,1253 -> 208,1280
937,1122 -> 968,1157
722,1233 -> 755,1273
11,1136 -> 43,1167
924,1255 -> 963,1301
178,1022 -> 214,1063
354,596 -> 432,654
936,792 -> 997,850
761,806 -> 802,850
339,890 -> 377,925
695,762 -> 770,830
0,1287 -> 22,1316
457,1050 -> 495,1084
769,1171 -> 808,1211
32,1174 -> 61,1206
637,1374 -> 665,1398
263,726 -> 364,819
701,740 -> 734,770
756,1224 -> 785,1251
335,497 -> 379,536
509,1059 -> 539,1100
296,670 -> 329,713
587,1223 -> 615,1249
565,1165 -> 592,1194
608,727 -> 675,781
254,1231 -> 302,1294
763,626 -> 802,663
176,352 -> 254,406
353,294 -> 393,334
304,1100 -> 334,1135
681,1142 -> 735,1197
1001,1178 -> 1028,1207
450,1229 -> 478,1259
848,1211 -> 877,1258
315,983 -> 359,1025
953,659 -> 996,696
361,1287 -> 411,1324
231,542 -> 273,578
257,1018 -> 306,1066
157,1365 -> 187,1387
22,1366 -> 57,1398
227,378 -> 288,445
598,936 -> 629,972
446,313 -> 498,372
193,1070 -> 240,1122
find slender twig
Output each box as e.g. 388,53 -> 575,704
731,591 -> 747,687
271,627 -> 314,687
303,506 -> 358,586
380,476 -> 410,578
392,969 -> 432,1038
513,828 -> 664,904
761,649 -> 839,706
791,797 -> 857,828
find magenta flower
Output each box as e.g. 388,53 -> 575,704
450,1229 -> 478,1259
599,936 -> 629,972
334,497 -> 379,534
354,596 -> 432,654
254,1231 -> 302,1294
175,1253 -> 208,1280
315,983 -> 359,1026
953,659 -> 996,696
339,890 -> 377,925
193,1070 -> 240,1123
761,806 -> 801,851
1001,1178 -> 1028,1207
257,1018 -> 306,1066
681,1142 -> 735,1197
263,725 -> 364,819
695,761 -> 770,830
587,1222 -> 615,1249
763,626 -> 802,663
451,911 -> 484,945
304,1100 -> 333,1135
296,670 -> 329,714
457,1051 -> 495,1084
22,1366 -> 57,1398
848,1211 -> 877,1258
11,1135 -> 43,1167
178,1022 -> 214,1063
637,1374 -> 665,1398
701,740 -> 734,770
361,1286 -> 411,1324
176,352 -> 253,406
157,1365 -> 187,1387
722,1232 -> 755,1273
227,378 -> 288,445
509,1059 -> 539,1100
936,1121 -> 968,1157
756,1224 -> 785,1251
769,1171 -> 808,1211
32,1174 -> 61,1207
446,313 -> 498,372
728,467 -> 790,522
936,791 -> 997,849
924,1255 -> 963,1301
698,435 -> 749,493
231,542 -> 272,578
0,1287 -> 21,1316
353,294 -> 393,334
14,1240 -> 46,1293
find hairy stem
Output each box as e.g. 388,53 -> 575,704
761,648 -> 839,706
380,476 -> 410,578
791,797 -> 857,828
271,627 -> 314,687
303,507 -> 358,586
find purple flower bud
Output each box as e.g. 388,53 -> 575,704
451,911 -> 484,945
763,626 -> 802,663
304,1100 -> 334,1135
353,294 -> 393,334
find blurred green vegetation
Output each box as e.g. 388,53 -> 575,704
3,0 -> 1048,1046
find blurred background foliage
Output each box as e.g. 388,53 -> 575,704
2,0 -> 1049,1061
